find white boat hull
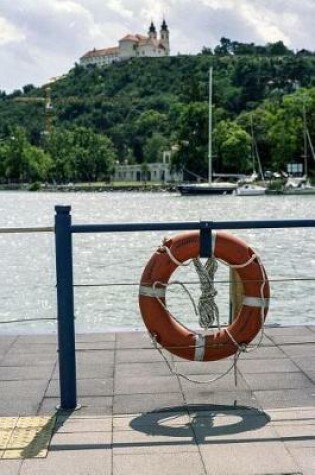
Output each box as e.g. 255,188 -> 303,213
236,185 -> 266,196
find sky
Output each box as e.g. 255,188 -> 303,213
0,0 -> 314,93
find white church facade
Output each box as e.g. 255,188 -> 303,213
80,20 -> 170,67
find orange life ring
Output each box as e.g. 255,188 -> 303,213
139,230 -> 270,361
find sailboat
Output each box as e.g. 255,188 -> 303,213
284,105 -> 315,195
236,115 -> 266,196
177,67 -> 237,195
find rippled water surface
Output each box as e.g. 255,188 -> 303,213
0,191 -> 314,334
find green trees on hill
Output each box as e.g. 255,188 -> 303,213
0,126 -> 116,184
0,38 -> 314,184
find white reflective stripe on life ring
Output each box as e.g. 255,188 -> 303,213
194,334 -> 206,361
243,296 -> 269,308
139,285 -> 166,298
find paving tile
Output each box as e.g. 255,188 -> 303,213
199,437 -> 300,475
254,388 -> 315,409
240,346 -> 286,359
242,371 -> 314,391
54,363 -> 114,380
113,427 -> 198,454
113,393 -> 185,415
75,341 -> 115,350
0,398 -> 41,417
115,348 -> 165,364
7,344 -> 57,355
113,452 -> 205,475
75,350 -> 115,366
280,343 -> 315,357
193,414 -> 272,442
114,374 -> 181,395
115,361 -> 171,377
75,332 -> 115,343
265,326 -> 314,336
47,378 -> 114,397
55,416 -> 112,433
246,333 -> 274,346
307,371 -> 315,382
184,404 -> 268,419
179,372 -> 248,391
173,358 -> 236,375
269,334 -> 315,345
0,459 -> 22,474
49,430 -> 112,449
287,447 -> 315,475
237,357 -> 300,373
39,396 -> 113,416
266,406 -> 315,424
290,356 -> 315,372
0,336 -> 17,346
1,353 -> 57,367
272,423 -> 315,448
0,366 -> 56,381
182,390 -> 260,409
115,331 -> 153,349
0,380 -> 48,399
113,411 -> 190,431
15,335 -> 56,345
20,448 -> 111,475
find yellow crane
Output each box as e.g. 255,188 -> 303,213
14,87 -> 53,134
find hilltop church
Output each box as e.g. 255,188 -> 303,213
80,20 -> 170,67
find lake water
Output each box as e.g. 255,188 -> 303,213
0,190 -> 314,334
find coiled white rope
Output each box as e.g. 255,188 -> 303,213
193,257 -> 220,330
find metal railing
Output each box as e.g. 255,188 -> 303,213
54,205 -> 315,410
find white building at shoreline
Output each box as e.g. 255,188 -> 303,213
113,151 -> 182,184
80,20 -> 170,67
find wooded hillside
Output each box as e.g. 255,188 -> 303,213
0,38 -> 314,184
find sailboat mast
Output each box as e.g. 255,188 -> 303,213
250,114 -> 256,174
208,67 -> 213,184
303,104 -> 308,177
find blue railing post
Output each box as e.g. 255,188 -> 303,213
55,205 -> 77,410
200,221 -> 213,257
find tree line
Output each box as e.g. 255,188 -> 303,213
0,38 -> 314,184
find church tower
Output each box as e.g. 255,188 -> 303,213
148,21 -> 157,40
160,18 -> 170,55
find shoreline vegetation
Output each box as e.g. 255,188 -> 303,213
1,179 -> 315,194
0,181 -> 179,193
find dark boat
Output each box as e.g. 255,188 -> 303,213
178,182 -> 236,195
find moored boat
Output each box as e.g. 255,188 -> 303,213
235,183 -> 266,196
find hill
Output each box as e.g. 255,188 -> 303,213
0,39 -> 314,184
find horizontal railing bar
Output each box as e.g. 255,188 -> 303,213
71,219 -> 315,234
73,277 -> 315,287
0,226 -> 54,234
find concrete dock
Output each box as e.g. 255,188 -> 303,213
0,325 -> 314,474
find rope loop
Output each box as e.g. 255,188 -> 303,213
193,257 -> 219,329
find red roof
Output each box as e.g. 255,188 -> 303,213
81,46 -> 119,59
119,34 -> 147,42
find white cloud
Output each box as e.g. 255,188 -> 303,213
238,3 -> 291,45
0,17 -> 25,45
107,0 -> 133,19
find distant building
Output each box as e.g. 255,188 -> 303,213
80,20 -> 170,67
113,151 -> 182,183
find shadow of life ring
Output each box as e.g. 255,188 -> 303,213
138,230 -> 270,362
